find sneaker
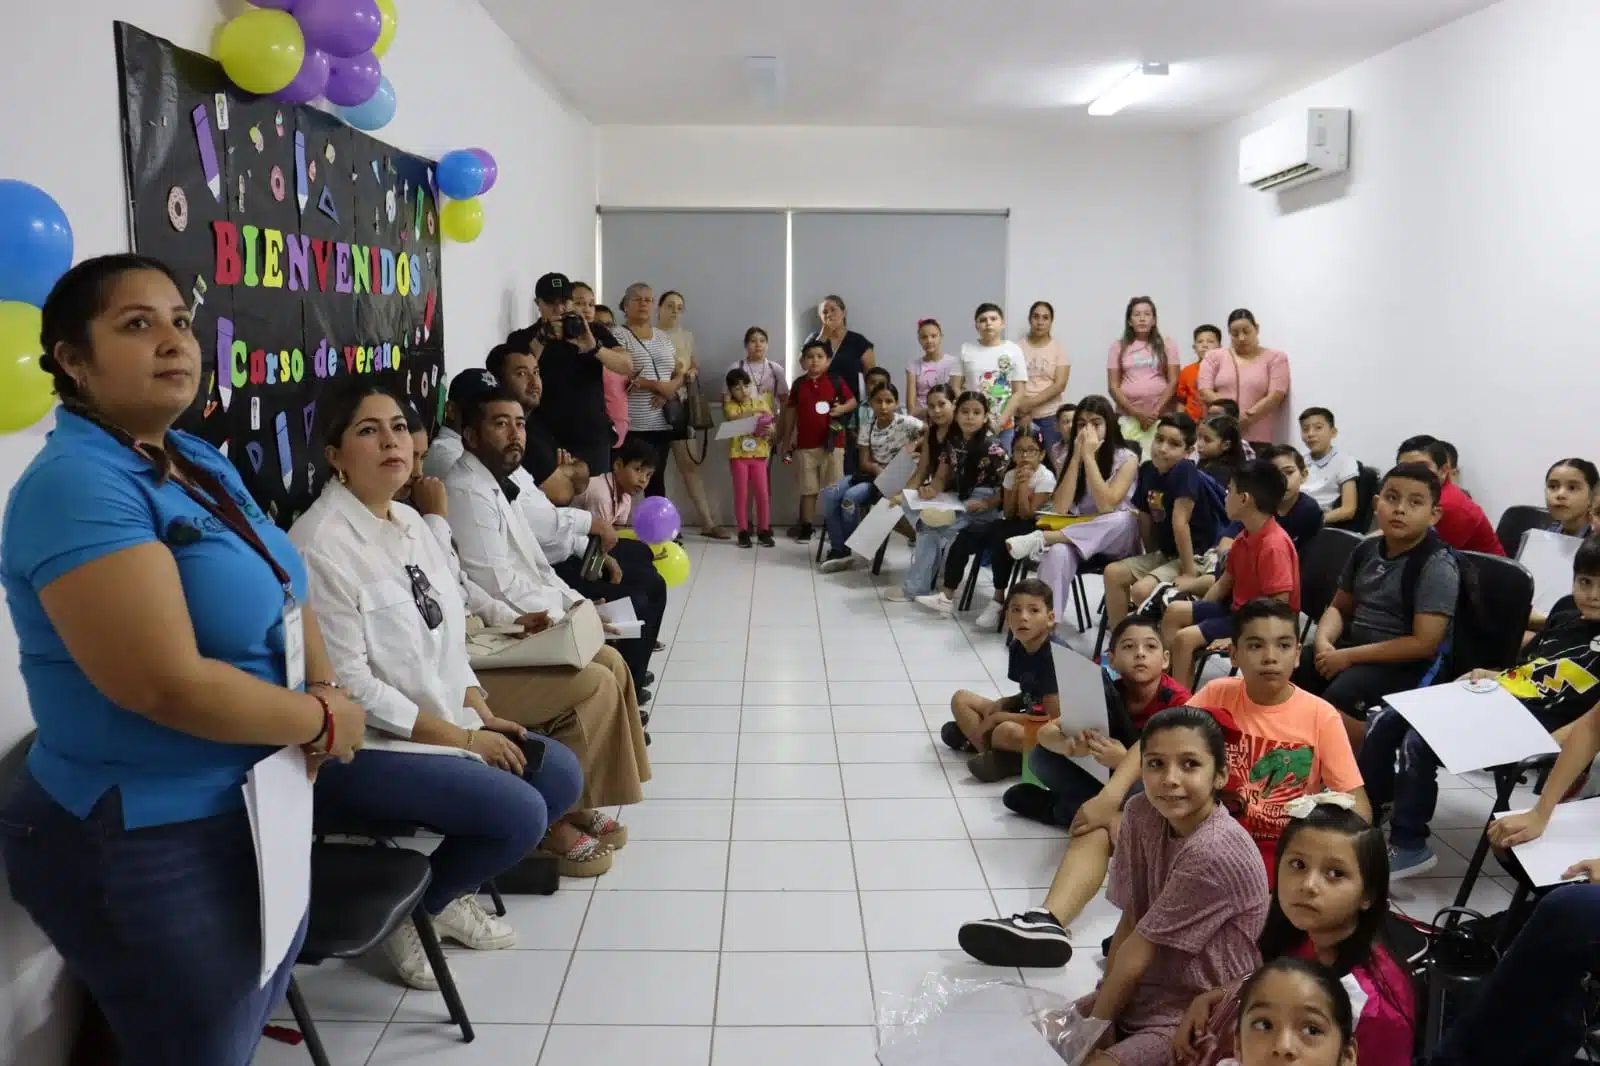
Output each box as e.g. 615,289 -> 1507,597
967,749 -> 1024,783
382,922 -> 439,990
1006,530 -> 1048,561
916,591 -> 955,615
1388,843 -> 1438,881
757,529 -> 776,547
738,530 -> 753,548
643,671 -> 656,687
638,688 -> 652,705
882,587 -> 910,602
973,601 -> 1004,630
434,895 -> 518,951
941,721 -> 976,752
958,910 -> 1073,968
1002,783 -> 1060,827
820,552 -> 855,574
787,522 -> 813,542
1135,581 -> 1180,618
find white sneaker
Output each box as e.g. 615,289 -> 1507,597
819,555 -> 855,574
1007,530 -> 1048,561
382,922 -> 438,990
974,601 -> 1004,629
883,587 -> 909,602
916,592 -> 956,615
434,895 -> 518,950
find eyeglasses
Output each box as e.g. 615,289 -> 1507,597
405,565 -> 444,631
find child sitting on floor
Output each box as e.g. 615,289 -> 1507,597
942,579 -> 1060,782
1174,801 -> 1415,1066
940,428 -> 1056,628
572,436 -> 655,528
1215,957 -> 1359,1066
723,367 -> 776,548
1298,407 -> 1360,526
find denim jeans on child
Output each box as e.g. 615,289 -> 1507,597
1357,704 -> 1443,850
820,477 -> 878,555
901,488 -> 1000,597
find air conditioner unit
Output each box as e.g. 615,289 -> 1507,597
1238,108 -> 1350,192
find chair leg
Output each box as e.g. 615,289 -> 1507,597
1090,599 -> 1109,661
871,540 -> 888,576
1072,575 -> 1090,633
411,908 -> 475,1043
485,879 -> 506,917
1191,651 -> 1212,693
285,977 -> 332,1066
1454,768 -> 1519,910
815,530 -> 825,563
958,555 -> 983,611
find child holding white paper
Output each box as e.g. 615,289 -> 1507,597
723,367 -> 775,548
819,382 -> 922,572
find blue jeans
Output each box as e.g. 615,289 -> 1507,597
902,490 -> 999,596
1358,705 -> 1442,849
1,771 -> 304,1066
315,740 -> 583,913
820,478 -> 877,555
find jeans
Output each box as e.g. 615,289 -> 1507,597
901,490 -> 1000,597
314,741 -> 584,914
1359,705 -> 1442,849
820,478 -> 878,555
555,540 -> 665,685
730,457 -> 771,532
1292,645 -> 1438,722
945,517 -> 1037,592
1430,883 -> 1600,1066
1,772 -> 304,1066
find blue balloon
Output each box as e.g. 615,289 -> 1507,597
334,75 -> 396,130
0,180 -> 73,308
436,151 -> 486,202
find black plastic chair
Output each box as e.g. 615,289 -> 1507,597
287,843 -> 474,1066
1331,463 -> 1379,534
1456,551 -> 1536,675
1295,527 -> 1364,640
1495,504 -> 1551,559
317,817 -> 508,915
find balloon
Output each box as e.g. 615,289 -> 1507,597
333,75 -> 395,129
325,51 -> 382,106
634,497 -> 682,545
439,198 -> 484,243
435,150 -> 486,201
0,302 -> 53,434
372,0 -> 398,58
249,0 -> 299,9
467,148 -> 499,195
0,181 -> 73,308
273,46 -> 330,104
295,0 -> 382,60
652,542 -> 691,588
615,528 -> 638,540
216,9 -> 305,96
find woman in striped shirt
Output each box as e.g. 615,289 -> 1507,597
615,283 -> 680,500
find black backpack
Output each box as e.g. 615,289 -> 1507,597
1348,530 -> 1486,678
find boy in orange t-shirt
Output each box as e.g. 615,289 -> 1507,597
1175,324 -> 1221,422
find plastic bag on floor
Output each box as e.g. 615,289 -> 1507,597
875,973 -> 1109,1065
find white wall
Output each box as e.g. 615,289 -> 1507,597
1191,0 -> 1600,519
0,4 -> 593,1063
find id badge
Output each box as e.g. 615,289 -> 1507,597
282,600 -> 306,691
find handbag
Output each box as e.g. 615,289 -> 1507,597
466,599 -> 605,670
628,326 -> 688,434
685,385 -> 715,431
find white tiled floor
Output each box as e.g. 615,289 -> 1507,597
257,536 -> 1507,1066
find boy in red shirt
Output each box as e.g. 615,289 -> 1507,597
1396,435 -> 1504,556
778,340 -> 856,540
1176,323 -> 1221,421
1162,459 -> 1301,687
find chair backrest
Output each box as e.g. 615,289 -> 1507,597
1298,526 -> 1363,625
1453,551 -> 1535,673
1350,463 -> 1380,533
1495,504 -> 1551,559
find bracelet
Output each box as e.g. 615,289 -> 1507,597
307,689 -> 334,753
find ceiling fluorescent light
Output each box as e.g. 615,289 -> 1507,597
743,55 -> 782,106
1088,62 -> 1169,117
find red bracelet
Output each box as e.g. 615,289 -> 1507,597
308,690 -> 335,754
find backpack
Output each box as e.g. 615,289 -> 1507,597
1348,530 -> 1486,679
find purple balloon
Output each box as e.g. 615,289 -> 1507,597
468,148 -> 499,195
633,497 -> 682,546
251,0 -> 299,9
295,0 -> 382,60
274,47 -> 330,104
325,52 -> 382,107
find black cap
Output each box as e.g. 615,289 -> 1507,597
448,367 -> 499,407
534,272 -> 571,303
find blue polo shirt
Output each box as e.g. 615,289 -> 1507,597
1,410 -> 308,829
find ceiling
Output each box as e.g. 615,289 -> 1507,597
483,0 -> 1499,129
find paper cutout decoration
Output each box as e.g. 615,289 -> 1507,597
324,142 -> 336,164
249,126 -> 265,153
250,395 -> 261,431
191,104 -> 222,201
317,185 -> 338,222
270,166 -> 286,202
371,159 -> 381,183
246,441 -> 265,473
275,111 -> 285,137
424,288 -> 437,341
274,412 -> 293,491
294,132 -> 309,215
302,401 -> 316,444
167,186 -> 188,231
215,318 -> 233,412
213,93 -> 230,131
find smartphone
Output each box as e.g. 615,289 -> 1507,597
517,734 -> 547,773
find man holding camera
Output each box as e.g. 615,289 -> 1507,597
521,272 -> 635,473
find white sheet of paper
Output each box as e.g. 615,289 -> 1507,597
845,498 -> 904,558
243,746 -> 314,987
1383,681 -> 1562,775
597,599 -> 646,640
874,450 -> 919,496
1495,796 -> 1600,886
715,416 -> 759,440
1518,529 -> 1581,616
1050,642 -> 1112,783
903,491 -> 962,513
877,987 -> 1066,1066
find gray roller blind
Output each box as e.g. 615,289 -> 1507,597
790,211 -> 1009,392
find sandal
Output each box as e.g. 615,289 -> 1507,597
704,525 -> 732,540
568,809 -> 628,849
538,832 -> 614,877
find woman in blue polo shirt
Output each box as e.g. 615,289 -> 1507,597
0,255 -> 366,1066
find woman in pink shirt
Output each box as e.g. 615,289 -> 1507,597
1107,296 -> 1178,454
1198,309 -> 1291,445
1016,301 -> 1071,450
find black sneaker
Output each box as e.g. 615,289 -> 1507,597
967,749 -> 1024,783
643,671 -> 656,687
757,529 -> 776,547
637,688 -> 652,705
940,721 -> 976,752
1001,783 -> 1059,827
738,530 -> 753,548
958,910 -> 1072,968
788,522 -> 815,542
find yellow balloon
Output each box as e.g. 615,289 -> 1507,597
216,10 -> 305,96
372,0 -> 399,58
0,302 -> 54,434
440,198 -> 484,243
652,542 -> 691,588
615,528 -> 638,540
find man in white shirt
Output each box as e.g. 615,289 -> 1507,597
424,368 -> 502,480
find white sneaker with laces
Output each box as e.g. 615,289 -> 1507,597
883,587 -> 910,602
382,921 -> 439,990
973,601 -> 1004,629
1006,530 -> 1048,561
434,894 -> 518,950
819,555 -> 855,574
915,592 -> 955,615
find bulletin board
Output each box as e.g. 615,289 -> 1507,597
114,21 -> 446,527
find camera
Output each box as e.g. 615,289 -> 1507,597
561,312 -> 587,341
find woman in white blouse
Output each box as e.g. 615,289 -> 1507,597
289,379 -> 589,992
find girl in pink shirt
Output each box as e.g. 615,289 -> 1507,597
905,318 -> 963,420
1107,296 -> 1179,454
1198,309 -> 1291,445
